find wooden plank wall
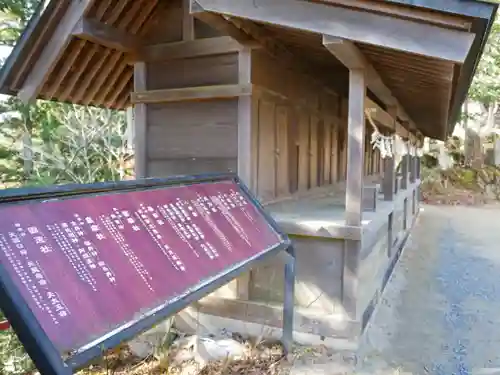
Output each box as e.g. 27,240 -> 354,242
138,0 -> 383,188
142,0 -> 239,177
249,49 -> 346,203
147,99 -> 239,176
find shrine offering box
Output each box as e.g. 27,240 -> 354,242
0,174 -> 294,375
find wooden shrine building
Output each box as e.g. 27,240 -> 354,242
0,0 -> 497,348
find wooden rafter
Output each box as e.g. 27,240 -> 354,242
59,44 -> 99,102
46,0 -> 114,101
191,0 -> 475,63
323,35 -> 415,131
84,0 -> 158,106
107,69 -> 133,107
18,0 -> 95,103
72,47 -> 111,103
45,40 -> 85,99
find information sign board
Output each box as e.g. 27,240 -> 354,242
0,174 -> 294,375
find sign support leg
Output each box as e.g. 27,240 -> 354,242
282,244 -> 296,356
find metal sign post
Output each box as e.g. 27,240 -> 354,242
0,173 -> 295,374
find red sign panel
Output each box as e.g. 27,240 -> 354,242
0,180 -> 281,353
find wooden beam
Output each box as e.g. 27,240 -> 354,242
324,36 -> 416,130
318,0 -> 472,30
190,1 -> 257,45
365,98 -> 393,130
18,0 -> 95,103
192,0 -> 475,63
386,105 -> 409,138
73,17 -> 143,53
131,84 -> 253,104
133,36 -> 243,63
323,36 -> 366,70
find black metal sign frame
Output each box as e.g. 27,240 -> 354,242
0,173 -> 295,375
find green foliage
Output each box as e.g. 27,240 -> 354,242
0,3 -> 133,374
469,16 -> 500,105
0,0 -> 42,46
0,100 -> 132,374
421,153 -> 439,169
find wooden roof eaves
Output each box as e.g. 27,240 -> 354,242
381,1 -> 498,138
0,0 -> 60,97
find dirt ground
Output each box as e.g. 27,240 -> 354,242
355,204 -> 500,375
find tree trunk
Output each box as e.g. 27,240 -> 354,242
463,99 -> 476,167
471,132 -> 483,169
494,135 -> 500,166
473,101 -> 499,168
21,105 -> 33,179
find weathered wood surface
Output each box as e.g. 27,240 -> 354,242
134,62 -> 147,179
73,17 -> 143,53
131,84 -> 252,104
323,36 -> 414,131
192,0 -> 475,62
383,157 -> 395,201
146,53 -> 239,90
134,36 -> 242,62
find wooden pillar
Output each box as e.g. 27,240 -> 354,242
237,47 -> 256,191
133,62 -> 147,179
345,69 -> 365,226
343,69 -> 365,318
236,47 -> 256,301
182,0 -> 195,41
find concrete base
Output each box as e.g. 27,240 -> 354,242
175,304 -> 359,351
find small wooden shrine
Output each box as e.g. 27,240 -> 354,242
0,0 -> 496,348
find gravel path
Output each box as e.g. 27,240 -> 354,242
356,204 -> 500,375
